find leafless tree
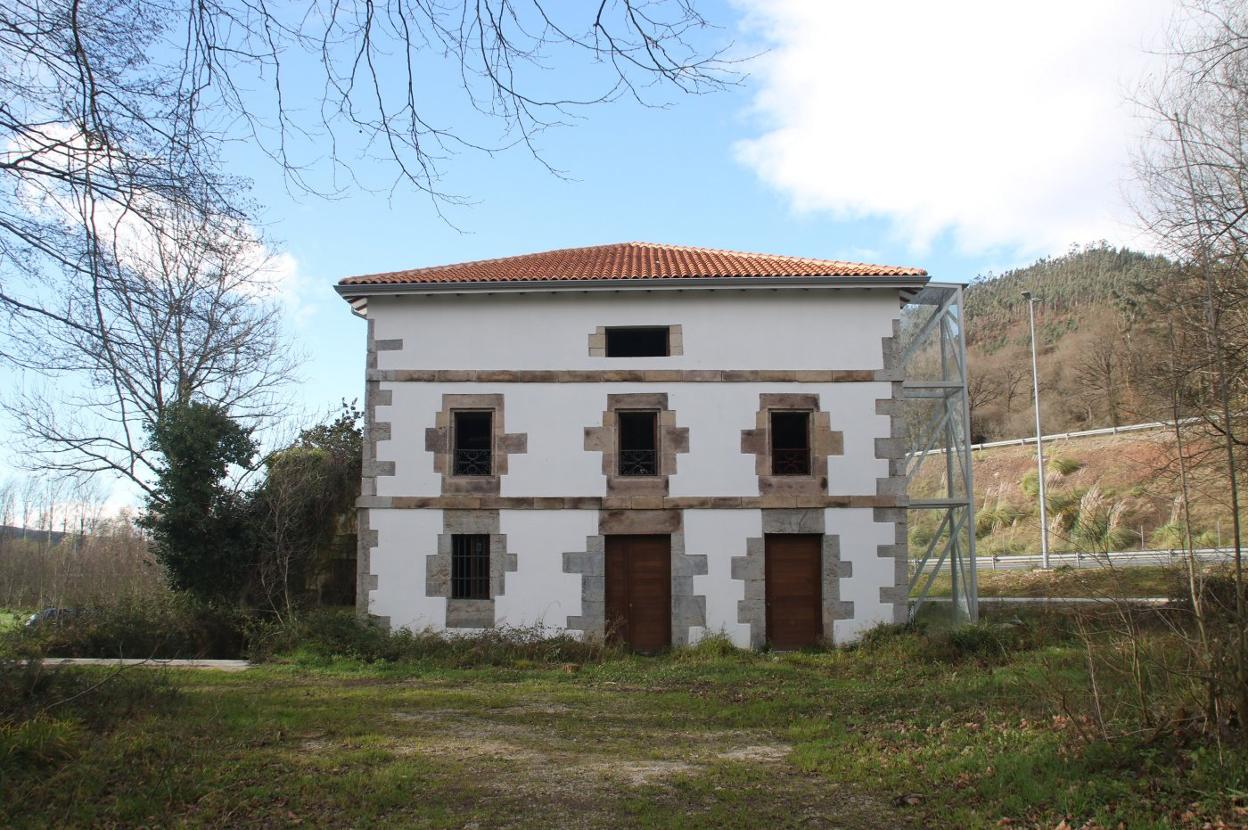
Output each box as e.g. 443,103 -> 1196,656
0,0 -> 734,486
3,209 -> 297,494
1074,334 -> 1122,427
1134,0 -> 1248,741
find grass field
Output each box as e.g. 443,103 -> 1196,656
0,609 -> 25,633
3,618 -> 1243,829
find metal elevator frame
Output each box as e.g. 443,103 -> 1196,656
901,283 -> 978,622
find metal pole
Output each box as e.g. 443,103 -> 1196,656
1023,292 -> 1051,568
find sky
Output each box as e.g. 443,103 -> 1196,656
2,0 -> 1183,511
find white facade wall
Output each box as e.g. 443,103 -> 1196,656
374,381 -> 892,500
359,287 -> 909,646
368,289 -> 897,371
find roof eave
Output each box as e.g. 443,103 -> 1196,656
335,273 -> 930,310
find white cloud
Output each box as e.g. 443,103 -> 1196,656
733,1 -> 1176,256
7,123 -> 308,323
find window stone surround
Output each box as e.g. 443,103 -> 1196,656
584,393 -> 689,497
587,324 -> 684,357
423,393 -> 527,495
425,510 -> 517,629
740,393 -> 844,498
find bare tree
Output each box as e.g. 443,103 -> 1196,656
0,0 -> 734,487
1134,0 -> 1248,741
3,209 -> 297,494
1073,333 -> 1122,427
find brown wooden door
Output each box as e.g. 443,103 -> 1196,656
765,534 -> 823,649
605,535 -> 671,653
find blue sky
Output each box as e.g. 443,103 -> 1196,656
1,0 -> 1183,509
261,0 -> 1172,425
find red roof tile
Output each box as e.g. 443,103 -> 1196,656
338,242 -> 927,286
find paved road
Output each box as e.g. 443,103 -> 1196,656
32,658 -> 251,672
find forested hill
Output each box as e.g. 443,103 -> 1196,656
961,244 -> 1174,443
964,244 -> 1170,349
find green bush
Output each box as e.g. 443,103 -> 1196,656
671,632 -> 741,661
855,614 -> 1073,665
4,595 -> 247,660
1048,456 -> 1083,476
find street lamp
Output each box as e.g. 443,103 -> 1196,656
1022,291 -> 1051,569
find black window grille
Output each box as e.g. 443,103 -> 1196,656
618,410 -> 659,476
771,411 -> 812,476
605,327 -> 670,357
451,534 -> 490,600
453,410 -> 492,475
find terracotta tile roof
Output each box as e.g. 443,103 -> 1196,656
338,242 -> 927,286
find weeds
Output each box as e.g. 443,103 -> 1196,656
252,609 -> 619,667
0,657 -> 180,782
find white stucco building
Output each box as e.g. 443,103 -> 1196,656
336,242 -> 929,650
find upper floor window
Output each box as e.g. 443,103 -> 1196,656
451,534 -> 490,599
770,411 -> 811,476
617,410 -> 659,476
606,326 -> 670,357
453,410 -> 493,475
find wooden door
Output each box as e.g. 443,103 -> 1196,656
605,535 -> 671,653
765,534 -> 823,649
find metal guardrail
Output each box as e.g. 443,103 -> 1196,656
911,417 -> 1203,457
960,547 -> 1236,571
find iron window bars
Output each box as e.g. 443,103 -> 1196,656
770,410 -> 812,476
452,410 -> 493,476
617,410 -> 659,476
451,534 -> 490,600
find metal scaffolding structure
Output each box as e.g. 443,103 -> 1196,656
900,283 -> 977,622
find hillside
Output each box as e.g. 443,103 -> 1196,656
961,244 -> 1172,442
911,429 -> 1237,558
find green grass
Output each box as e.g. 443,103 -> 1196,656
2,622 -> 1243,829
919,564 -> 1180,599
0,610 -> 26,633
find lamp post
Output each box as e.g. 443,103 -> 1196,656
1022,291 -> 1051,569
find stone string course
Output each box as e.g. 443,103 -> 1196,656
357,494 -> 903,510
369,369 -> 882,383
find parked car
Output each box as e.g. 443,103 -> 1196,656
25,607 -> 83,629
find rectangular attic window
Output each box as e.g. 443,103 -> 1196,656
605,327 -> 670,357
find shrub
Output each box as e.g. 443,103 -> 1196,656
672,632 -> 742,661
1049,456 -> 1084,476
4,595 -> 247,660
856,613 -> 1072,665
